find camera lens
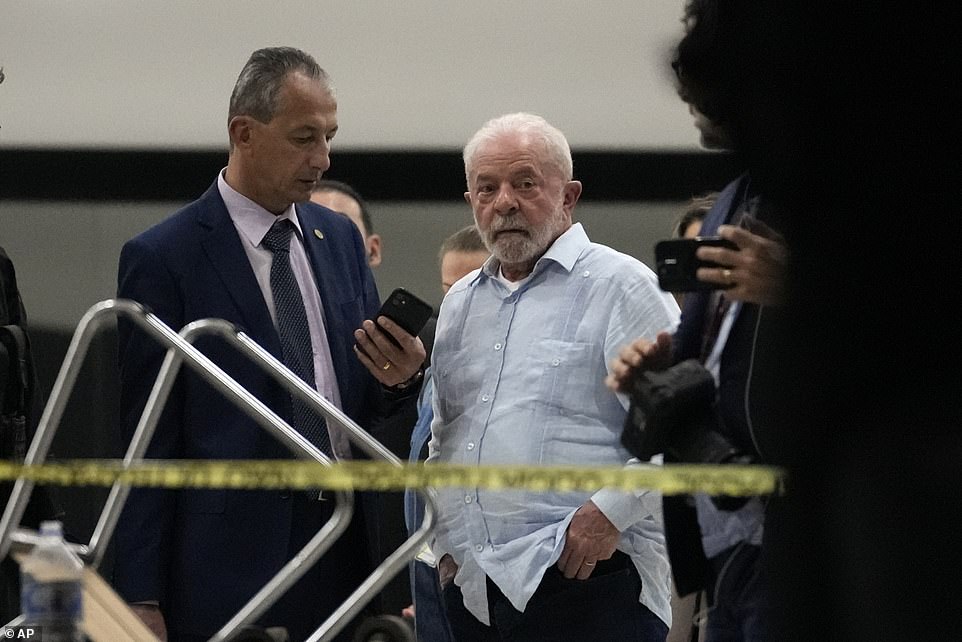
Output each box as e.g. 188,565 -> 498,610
658,264 -> 678,279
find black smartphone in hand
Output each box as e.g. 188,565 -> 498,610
376,287 -> 434,345
655,237 -> 738,292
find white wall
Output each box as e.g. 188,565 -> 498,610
0,0 -> 699,150
1,1 -> 701,328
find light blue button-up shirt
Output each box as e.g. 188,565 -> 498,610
427,223 -> 680,627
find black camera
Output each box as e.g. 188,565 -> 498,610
621,359 -> 753,509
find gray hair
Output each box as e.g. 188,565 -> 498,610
228,47 -> 333,125
463,112 -> 573,185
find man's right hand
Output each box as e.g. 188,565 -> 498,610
606,331 -> 673,393
130,603 -> 167,641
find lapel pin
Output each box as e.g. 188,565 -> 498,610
314,229 -> 324,240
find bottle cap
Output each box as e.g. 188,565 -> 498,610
39,520 -> 63,536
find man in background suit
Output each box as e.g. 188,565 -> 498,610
111,47 -> 425,642
311,179 -> 382,269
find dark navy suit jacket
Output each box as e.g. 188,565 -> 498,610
663,174 -> 747,597
672,174 -> 748,363
664,173 -> 785,596
111,181 -> 386,636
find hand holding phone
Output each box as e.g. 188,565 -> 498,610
355,287 -> 431,385
375,287 -> 434,346
655,237 -> 738,292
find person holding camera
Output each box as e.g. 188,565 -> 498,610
607,136 -> 788,642
606,3 -> 791,638
608,184 -> 787,641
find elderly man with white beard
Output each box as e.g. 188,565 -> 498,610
426,112 -> 680,641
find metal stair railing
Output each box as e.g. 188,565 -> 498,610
0,299 -> 437,642
1,297 -> 348,639
172,318 -> 436,642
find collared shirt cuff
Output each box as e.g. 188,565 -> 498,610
590,488 -> 648,532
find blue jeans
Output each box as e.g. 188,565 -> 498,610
410,560 -> 456,642
443,553 -> 667,641
704,544 -> 770,642
403,377 -> 455,640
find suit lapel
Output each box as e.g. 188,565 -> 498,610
197,185 -> 280,356
673,174 -> 749,361
295,204 -> 352,388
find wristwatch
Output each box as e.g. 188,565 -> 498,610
389,366 -> 424,392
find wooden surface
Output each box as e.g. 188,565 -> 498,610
81,567 -> 159,642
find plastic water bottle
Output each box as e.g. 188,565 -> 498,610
19,520 -> 84,642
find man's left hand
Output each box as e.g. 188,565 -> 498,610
353,316 -> 426,386
556,501 -> 620,580
694,222 -> 789,306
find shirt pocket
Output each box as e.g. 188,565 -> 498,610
526,339 -> 612,464
527,339 -> 598,412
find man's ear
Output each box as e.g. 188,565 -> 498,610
367,234 -> 383,268
563,180 -> 583,210
228,115 -> 254,149
463,191 -> 472,205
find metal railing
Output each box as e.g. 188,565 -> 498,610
0,299 -> 436,641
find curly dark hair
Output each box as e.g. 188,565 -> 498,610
671,0 -> 749,136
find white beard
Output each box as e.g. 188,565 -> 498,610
482,210 -> 567,268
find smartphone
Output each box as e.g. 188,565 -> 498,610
654,237 -> 738,292
375,287 -> 434,344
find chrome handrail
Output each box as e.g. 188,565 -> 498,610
181,321 -> 436,642
0,299 -> 437,642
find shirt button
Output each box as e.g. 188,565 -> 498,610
494,342 -> 503,350
552,358 -> 561,367
464,495 -> 473,504
475,544 -> 484,552
467,442 -> 475,450
481,394 -> 490,402
583,270 -> 590,277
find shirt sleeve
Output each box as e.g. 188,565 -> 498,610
604,267 -> 680,411
592,265 -> 677,529
590,454 -> 665,530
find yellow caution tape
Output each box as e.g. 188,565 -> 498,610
0,460 -> 785,496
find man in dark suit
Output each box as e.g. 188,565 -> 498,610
111,47 -> 425,642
